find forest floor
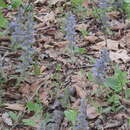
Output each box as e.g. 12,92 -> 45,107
0,0 -> 130,130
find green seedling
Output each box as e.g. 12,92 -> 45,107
26,101 -> 43,114
74,47 -> 86,54
22,119 -> 37,127
64,109 -> 78,125
105,65 -> 129,93
71,0 -> 84,7
33,64 -> 41,75
123,0 -> 130,19
9,111 -> 19,121
10,0 -> 22,8
56,64 -> 62,71
79,29 -> 89,37
0,10 -> 8,28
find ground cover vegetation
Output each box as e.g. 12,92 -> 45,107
0,0 -> 130,129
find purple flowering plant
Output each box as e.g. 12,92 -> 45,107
9,6 -> 36,77
64,12 -> 77,51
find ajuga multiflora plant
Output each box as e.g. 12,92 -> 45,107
92,0 -> 112,44
92,48 -> 111,85
74,98 -> 89,130
64,12 -> 77,58
9,6 -> 35,77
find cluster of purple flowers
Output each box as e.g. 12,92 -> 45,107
74,99 -> 88,130
9,7 -> 35,73
10,7 -> 35,50
64,12 -> 77,50
92,49 -> 111,85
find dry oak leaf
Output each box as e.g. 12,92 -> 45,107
34,0 -> 47,4
4,103 -> 25,111
110,20 -> 126,31
84,35 -> 98,43
49,0 -> 64,5
76,23 -> 89,31
19,83 -> 30,96
87,104 -> 99,119
71,72 -> 87,98
44,11 -> 55,22
108,11 -> 120,19
54,41 -> 68,48
39,91 -> 49,105
124,30 -> 130,46
35,12 -> 55,28
92,39 -> 119,50
110,50 -> 130,63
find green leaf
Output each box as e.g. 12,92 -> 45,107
124,0 -> 130,3
87,71 -> 94,81
74,47 -> 86,54
33,64 -> 41,75
26,101 -> 42,113
0,11 -> 8,28
128,117 -> 130,126
125,88 -> 130,99
64,109 -> 78,123
0,0 -> 7,8
9,111 -> 19,121
108,94 -> 120,104
56,64 -> 62,71
71,0 -> 84,7
22,119 -> 37,127
105,77 -> 121,92
11,0 -> 22,8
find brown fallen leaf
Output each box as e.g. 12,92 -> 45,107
19,83 -> 30,97
108,11 -> 120,19
87,104 -> 99,119
54,41 -> 68,48
44,11 -> 55,23
76,23 -> 89,31
34,0 -> 47,4
107,40 -> 119,50
120,97 -> 130,106
49,0 -> 64,5
110,50 -> 130,63
92,39 -> 119,50
71,72 -> 87,98
91,40 -> 106,50
39,91 -> 49,105
40,65 -> 46,73
72,99 -> 80,108
84,35 -> 98,43
54,31 -> 64,40
74,85 -> 86,98
114,113 -> 129,120
4,103 -> 25,111
124,30 -> 130,47
111,23 -> 126,31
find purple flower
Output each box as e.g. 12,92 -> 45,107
65,12 -> 77,46
92,49 -> 110,85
